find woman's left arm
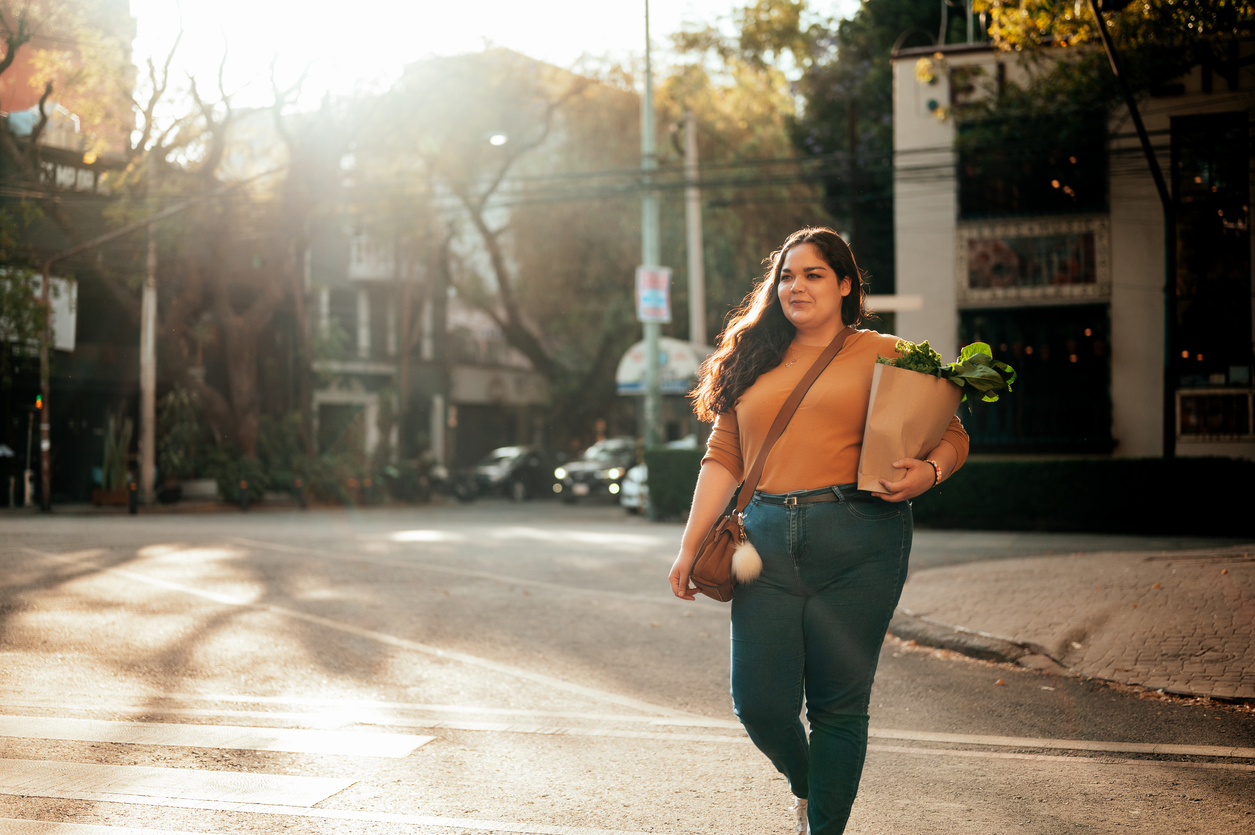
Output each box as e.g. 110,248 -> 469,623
871,441 -> 958,502
871,412 -> 967,503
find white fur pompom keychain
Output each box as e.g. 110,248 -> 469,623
731,538 -> 762,583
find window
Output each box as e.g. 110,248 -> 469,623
958,113 -> 1107,219
959,305 -> 1113,453
1178,390 -> 1253,440
1171,112 -> 1252,390
957,217 -> 1110,305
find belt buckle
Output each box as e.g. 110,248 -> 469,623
785,495 -> 798,507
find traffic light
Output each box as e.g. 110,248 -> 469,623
34,394 -> 42,410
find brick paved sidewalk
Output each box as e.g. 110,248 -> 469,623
892,544 -> 1255,701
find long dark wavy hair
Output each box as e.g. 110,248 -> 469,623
690,227 -> 870,422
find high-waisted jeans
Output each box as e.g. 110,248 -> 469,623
731,483 -> 912,835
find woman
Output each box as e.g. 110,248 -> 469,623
669,227 -> 968,834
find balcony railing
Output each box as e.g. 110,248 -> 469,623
1176,388 -> 1255,440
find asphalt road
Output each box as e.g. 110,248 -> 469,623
0,500 -> 1251,835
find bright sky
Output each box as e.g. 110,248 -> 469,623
129,1 -> 861,108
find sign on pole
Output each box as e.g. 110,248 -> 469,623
635,266 -> 671,323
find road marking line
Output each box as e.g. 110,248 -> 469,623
867,744 -> 1255,772
21,547 -> 698,721
185,695 -> 746,728
0,716 -> 431,758
0,797 -> 661,835
868,728 -> 1255,760
3,699 -> 1250,762
231,536 -> 674,604
0,700 -> 738,731
0,819 -> 220,835
0,760 -> 351,807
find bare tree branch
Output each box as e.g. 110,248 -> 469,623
187,73 -> 232,181
468,79 -> 589,216
26,82 -> 52,169
269,59 -> 310,153
0,6 -> 31,82
443,77 -> 590,384
130,31 -> 183,160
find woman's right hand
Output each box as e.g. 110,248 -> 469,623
669,552 -> 698,601
669,460 -> 739,603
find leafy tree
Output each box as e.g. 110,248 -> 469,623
369,50 -> 650,446
101,50 -> 348,461
787,0 -> 947,296
656,41 -> 833,340
675,0 -> 947,302
967,1 -> 1255,121
0,265 -> 41,387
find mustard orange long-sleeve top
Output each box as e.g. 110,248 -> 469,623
702,330 -> 969,492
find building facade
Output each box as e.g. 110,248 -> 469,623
893,41 -> 1253,460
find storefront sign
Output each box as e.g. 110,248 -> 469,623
635,266 -> 672,323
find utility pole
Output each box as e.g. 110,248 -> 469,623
846,97 -> 861,258
139,165 -> 158,503
683,107 -> 706,348
35,267 -> 49,510
640,0 -> 662,449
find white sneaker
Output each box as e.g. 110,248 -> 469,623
791,795 -> 808,834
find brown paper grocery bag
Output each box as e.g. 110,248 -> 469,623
857,364 -> 963,492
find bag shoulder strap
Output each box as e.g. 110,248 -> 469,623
734,326 -> 853,515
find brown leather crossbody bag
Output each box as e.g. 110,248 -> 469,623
689,326 -> 853,602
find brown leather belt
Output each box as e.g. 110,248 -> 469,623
753,484 -> 878,505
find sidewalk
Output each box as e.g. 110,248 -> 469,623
891,543 -> 1255,701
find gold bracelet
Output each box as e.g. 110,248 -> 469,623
925,459 -> 941,486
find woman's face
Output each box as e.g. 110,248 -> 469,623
776,242 -> 851,335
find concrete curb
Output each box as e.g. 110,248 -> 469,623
889,609 -> 1055,666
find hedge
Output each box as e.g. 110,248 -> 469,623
644,452 -> 1255,536
910,457 -> 1255,536
644,448 -> 704,520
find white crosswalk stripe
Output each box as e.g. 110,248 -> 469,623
0,821 -> 220,835
0,715 -> 431,758
0,759 -> 350,806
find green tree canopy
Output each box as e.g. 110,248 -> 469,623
971,0 -> 1255,120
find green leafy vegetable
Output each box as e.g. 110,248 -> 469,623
877,340 -> 1017,404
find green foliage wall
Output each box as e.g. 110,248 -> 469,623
911,458 -> 1255,536
644,449 -> 704,519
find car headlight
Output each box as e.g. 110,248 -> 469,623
554,467 -> 567,479
599,467 -> 623,480
608,483 -> 620,495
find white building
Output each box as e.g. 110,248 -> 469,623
892,40 -> 1253,460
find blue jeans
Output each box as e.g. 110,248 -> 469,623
731,484 -> 912,835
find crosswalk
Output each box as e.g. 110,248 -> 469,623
0,716 -> 431,758
0,711 -> 659,835
0,823 -> 214,835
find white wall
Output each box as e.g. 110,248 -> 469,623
892,51 -> 963,360
1107,114 -> 1169,458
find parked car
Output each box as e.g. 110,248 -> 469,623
473,445 -> 556,501
619,463 -> 649,514
554,437 -> 637,503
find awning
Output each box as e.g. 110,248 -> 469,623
615,337 -> 713,396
